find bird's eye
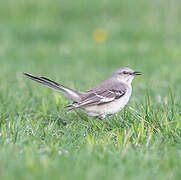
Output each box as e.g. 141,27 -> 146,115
120,71 -> 132,75
118,71 -> 130,75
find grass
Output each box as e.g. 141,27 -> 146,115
0,0 -> 181,179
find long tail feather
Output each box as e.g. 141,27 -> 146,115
23,73 -> 81,102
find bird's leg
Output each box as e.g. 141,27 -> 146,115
99,114 -> 106,121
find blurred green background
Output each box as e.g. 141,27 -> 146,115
0,0 -> 181,179
1,0 -> 181,92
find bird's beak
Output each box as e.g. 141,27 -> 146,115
133,71 -> 142,76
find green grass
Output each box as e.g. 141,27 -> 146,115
0,0 -> 181,179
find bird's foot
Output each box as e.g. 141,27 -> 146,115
98,114 -> 106,121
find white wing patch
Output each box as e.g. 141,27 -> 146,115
95,92 -> 115,102
115,91 -> 123,96
70,88 -> 126,108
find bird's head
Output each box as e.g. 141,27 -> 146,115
112,67 -> 142,85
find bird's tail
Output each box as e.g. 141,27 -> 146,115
23,73 -> 82,102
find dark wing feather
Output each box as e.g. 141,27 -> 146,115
75,86 -> 126,108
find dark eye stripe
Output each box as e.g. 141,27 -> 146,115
121,71 -> 132,75
119,71 -> 132,75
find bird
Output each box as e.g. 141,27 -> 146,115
23,67 -> 141,120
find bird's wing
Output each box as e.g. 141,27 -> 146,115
74,84 -> 127,108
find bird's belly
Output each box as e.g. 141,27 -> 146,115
84,90 -> 131,116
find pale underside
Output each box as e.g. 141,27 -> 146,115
81,88 -> 132,117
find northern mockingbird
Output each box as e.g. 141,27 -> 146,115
23,67 -> 141,120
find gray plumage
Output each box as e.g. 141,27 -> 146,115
23,67 -> 141,120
